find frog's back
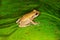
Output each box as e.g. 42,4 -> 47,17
20,10 -> 39,22
20,12 -> 35,21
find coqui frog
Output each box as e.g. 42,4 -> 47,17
16,10 -> 39,27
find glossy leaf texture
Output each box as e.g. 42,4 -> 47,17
0,0 -> 60,40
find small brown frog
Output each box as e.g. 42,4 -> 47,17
16,10 -> 39,27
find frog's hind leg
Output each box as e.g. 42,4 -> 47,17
19,20 -> 30,27
18,22 -> 27,27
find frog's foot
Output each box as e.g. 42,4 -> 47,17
32,22 -> 38,25
34,22 -> 38,25
18,24 -> 28,27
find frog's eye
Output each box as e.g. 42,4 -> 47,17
35,13 -> 38,15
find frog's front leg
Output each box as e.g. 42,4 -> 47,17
30,20 -> 37,25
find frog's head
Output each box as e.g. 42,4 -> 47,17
32,10 -> 40,18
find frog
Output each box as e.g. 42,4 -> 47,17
16,10 -> 40,27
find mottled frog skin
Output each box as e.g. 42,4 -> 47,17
16,10 -> 39,27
